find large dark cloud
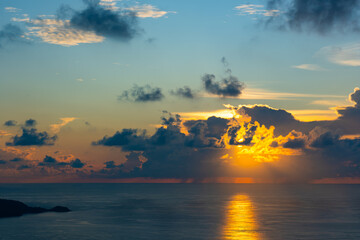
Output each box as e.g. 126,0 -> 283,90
267,0 -> 360,34
92,87 -> 360,181
170,86 -> 196,99
69,0 -> 139,41
93,113 -> 229,178
0,24 -> 27,47
119,85 -> 164,102
6,128 -> 57,146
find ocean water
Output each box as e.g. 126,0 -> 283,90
0,184 -> 360,240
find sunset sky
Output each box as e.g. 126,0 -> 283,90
1,0 -> 360,183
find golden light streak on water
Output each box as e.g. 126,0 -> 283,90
222,195 -> 261,240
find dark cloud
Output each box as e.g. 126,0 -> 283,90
70,159 -> 85,168
170,86 -> 196,99
17,165 -> 30,170
4,120 -> 17,127
69,0 -> 139,41
202,74 -> 245,98
267,0 -> 360,34
283,138 -> 306,149
38,155 -> 60,166
0,160 -> 6,164
119,152 -> 145,172
202,57 -> 245,98
38,155 -> 85,169
94,113 -> 229,178
105,161 -> 117,169
93,128 -> 147,151
119,85 -> 164,102
6,128 -> 57,146
25,119 -> 37,127
10,158 -> 23,162
0,24 -> 27,47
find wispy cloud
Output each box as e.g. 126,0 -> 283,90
201,88 -> 344,100
311,100 -> 348,107
26,18 -> 104,46
126,4 -> 175,18
318,43 -> 360,67
292,64 -> 324,71
0,130 -> 11,136
176,109 -> 235,120
234,4 -> 280,17
50,118 -> 78,133
5,7 -> 20,13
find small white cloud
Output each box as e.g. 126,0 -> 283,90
12,17 -> 30,22
5,7 -> 20,13
292,64 -> 324,71
76,78 -> 84,82
234,4 -> 280,17
317,43 -> 360,67
126,4 -> 175,18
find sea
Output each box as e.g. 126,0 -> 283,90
0,184 -> 360,240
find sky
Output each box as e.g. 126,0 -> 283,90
0,0 -> 360,183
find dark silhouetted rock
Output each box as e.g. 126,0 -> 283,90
0,199 -> 71,218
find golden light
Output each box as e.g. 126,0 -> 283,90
222,194 -> 261,240
222,118 -> 301,163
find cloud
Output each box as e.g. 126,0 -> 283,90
93,87 -> 360,181
126,4 -> 174,18
0,130 -> 11,137
170,86 -> 196,99
50,117 -> 78,133
202,74 -> 245,98
266,0 -> 360,34
235,4 -> 280,17
4,120 -> 17,127
69,0 -> 139,41
37,155 -> 85,169
292,64 -> 324,71
202,57 -> 245,98
12,0 -> 142,46
17,165 -> 30,170
5,7 -> 21,13
70,159 -> 85,168
25,119 -> 37,127
26,18 -> 104,46
350,88 -> 360,108
0,24 -> 27,47
318,43 -> 360,67
6,128 -> 57,146
119,85 -> 164,102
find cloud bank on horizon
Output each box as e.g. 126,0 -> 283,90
1,88 -> 359,183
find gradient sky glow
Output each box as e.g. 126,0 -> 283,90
1,0 -> 360,183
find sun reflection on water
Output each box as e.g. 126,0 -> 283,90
222,195 -> 261,240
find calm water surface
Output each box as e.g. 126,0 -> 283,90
0,184 -> 360,240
